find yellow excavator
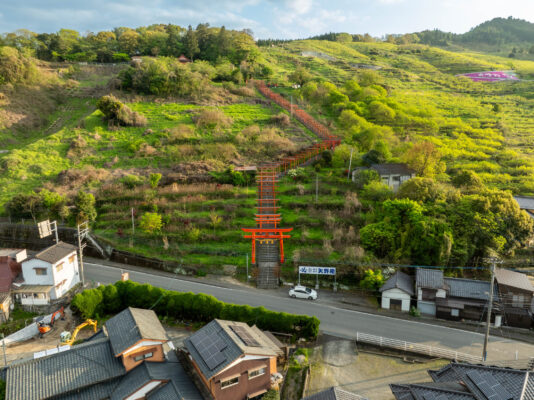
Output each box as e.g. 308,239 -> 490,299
60,319 -> 98,346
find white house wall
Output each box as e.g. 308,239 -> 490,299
21,259 -> 54,286
122,340 -> 166,356
21,252 -> 79,300
50,253 -> 79,299
381,288 -> 411,312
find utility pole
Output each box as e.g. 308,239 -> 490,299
482,257 -> 499,361
77,221 -> 89,287
246,253 -> 249,283
131,208 -> 135,235
1,334 -> 6,366
315,173 -> 319,203
347,148 -> 354,181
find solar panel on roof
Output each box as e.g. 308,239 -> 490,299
466,370 -> 513,400
230,325 -> 261,347
190,330 -> 228,371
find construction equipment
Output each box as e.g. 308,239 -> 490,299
60,319 -> 97,346
37,307 -> 65,338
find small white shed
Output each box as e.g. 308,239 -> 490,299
379,271 -> 414,312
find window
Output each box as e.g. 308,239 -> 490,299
249,367 -> 266,379
68,255 -> 75,264
451,309 -> 460,317
133,352 -> 153,362
56,262 -> 64,272
221,376 -> 239,389
34,268 -> 47,276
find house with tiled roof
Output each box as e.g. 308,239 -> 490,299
0,248 -> 26,321
416,268 -> 448,316
302,386 -> 368,400
352,163 -> 415,191
184,319 -> 283,400
379,271 -> 414,312
391,361 -> 534,400
13,242 -> 79,306
436,277 -> 500,323
495,268 -> 534,328
2,307 -> 202,400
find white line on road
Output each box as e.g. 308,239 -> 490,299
85,262 -> 495,340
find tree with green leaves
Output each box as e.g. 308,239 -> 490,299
74,191 -> 97,223
139,212 -> 163,235
149,173 -> 162,188
184,25 -> 199,61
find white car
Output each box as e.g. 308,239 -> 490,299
289,285 -> 317,300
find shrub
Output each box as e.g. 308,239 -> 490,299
97,95 -> 147,127
353,169 -> 380,190
409,306 -> 421,317
270,112 -> 290,127
149,173 -> 162,189
72,281 -> 320,339
121,174 -> 145,189
194,109 -> 233,129
139,212 -> 163,235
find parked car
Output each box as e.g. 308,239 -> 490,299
289,285 -> 317,300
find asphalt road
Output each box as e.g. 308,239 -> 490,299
84,262 -> 534,361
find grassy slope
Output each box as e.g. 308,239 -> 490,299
2,42 -> 534,273
261,41 -> 534,193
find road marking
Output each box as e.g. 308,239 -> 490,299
86,262 -> 514,342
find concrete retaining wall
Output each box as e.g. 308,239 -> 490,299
3,312 -> 54,346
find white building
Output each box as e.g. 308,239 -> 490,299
352,163 -> 416,192
379,271 -> 414,312
14,242 -> 79,306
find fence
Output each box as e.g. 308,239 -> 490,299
354,332 -> 483,364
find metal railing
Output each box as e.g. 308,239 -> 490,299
354,332 -> 483,364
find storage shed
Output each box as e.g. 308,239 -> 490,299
379,271 -> 414,312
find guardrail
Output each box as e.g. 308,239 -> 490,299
355,332 -> 483,364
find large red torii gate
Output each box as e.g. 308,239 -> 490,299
242,81 -> 341,270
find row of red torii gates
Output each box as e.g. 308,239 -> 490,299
242,81 -> 341,286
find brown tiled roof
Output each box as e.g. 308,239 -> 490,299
495,269 -> 534,292
34,242 -> 76,264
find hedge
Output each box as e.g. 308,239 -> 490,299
71,281 -> 320,340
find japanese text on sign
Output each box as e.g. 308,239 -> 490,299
299,266 -> 336,275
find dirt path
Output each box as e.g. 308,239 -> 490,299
2,309 -> 96,366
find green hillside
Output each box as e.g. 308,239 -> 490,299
1,26 -> 533,273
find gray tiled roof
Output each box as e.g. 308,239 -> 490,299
111,359 -> 202,400
146,361 -> 203,400
34,241 -> 77,264
105,307 -> 168,356
495,269 -> 534,293
416,268 -> 445,289
53,377 -> 122,400
303,386 -> 368,400
184,320 -> 244,380
371,163 -> 415,176
380,271 -> 414,295
514,196 -> 534,210
5,337 -> 125,400
444,278 -> 496,301
523,373 -> 534,400
390,383 -> 475,400
429,362 -> 527,400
